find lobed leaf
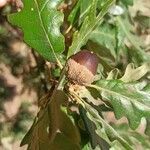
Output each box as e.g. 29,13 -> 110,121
112,123 -> 150,149
120,63 -> 150,82
120,0 -> 133,6
80,106 -> 110,150
8,0 -> 65,67
145,118 -> 150,137
83,102 -> 133,150
89,80 -> 150,129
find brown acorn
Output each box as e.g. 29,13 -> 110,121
66,50 -> 99,85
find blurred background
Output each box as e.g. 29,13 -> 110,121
0,1 -> 48,149
0,0 -> 150,150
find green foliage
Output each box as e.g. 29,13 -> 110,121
8,0 -> 64,67
112,122 -> 150,149
83,102 -> 133,150
120,63 -> 150,82
116,16 -> 150,62
89,23 -> 117,58
120,0 -> 133,6
67,0 -> 115,57
21,90 -> 80,150
7,0 -> 150,149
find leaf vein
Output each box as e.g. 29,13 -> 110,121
40,0 -> 50,13
34,0 -> 62,68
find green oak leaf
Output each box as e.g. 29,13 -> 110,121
68,0 -> 92,25
68,0 -> 115,57
112,123 -> 150,149
120,0 -> 133,6
145,118 -> 150,137
83,102 -> 133,150
80,106 -> 110,150
120,63 -> 150,82
89,23 -> 117,58
89,80 -> 150,129
8,0 -> 64,67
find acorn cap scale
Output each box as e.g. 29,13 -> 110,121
66,50 -> 99,85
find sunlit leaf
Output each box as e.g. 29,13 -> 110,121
68,0 -> 115,57
89,80 -> 150,129
83,102 -> 133,150
120,63 -> 150,82
68,0 -> 92,25
80,106 -> 110,150
112,123 -> 150,149
8,0 -> 64,67
89,24 -> 117,58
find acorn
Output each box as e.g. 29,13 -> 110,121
66,50 -> 99,85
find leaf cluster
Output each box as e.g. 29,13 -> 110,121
8,0 -> 150,149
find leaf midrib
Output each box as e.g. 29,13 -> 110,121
85,102 -> 133,150
34,0 -> 62,68
89,84 -> 150,111
91,30 -> 115,40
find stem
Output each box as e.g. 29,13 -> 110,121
68,89 -> 85,107
86,84 -> 103,91
50,67 -> 66,98
57,60 -> 63,69
65,25 -> 73,35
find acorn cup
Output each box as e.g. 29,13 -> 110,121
66,50 -> 99,85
